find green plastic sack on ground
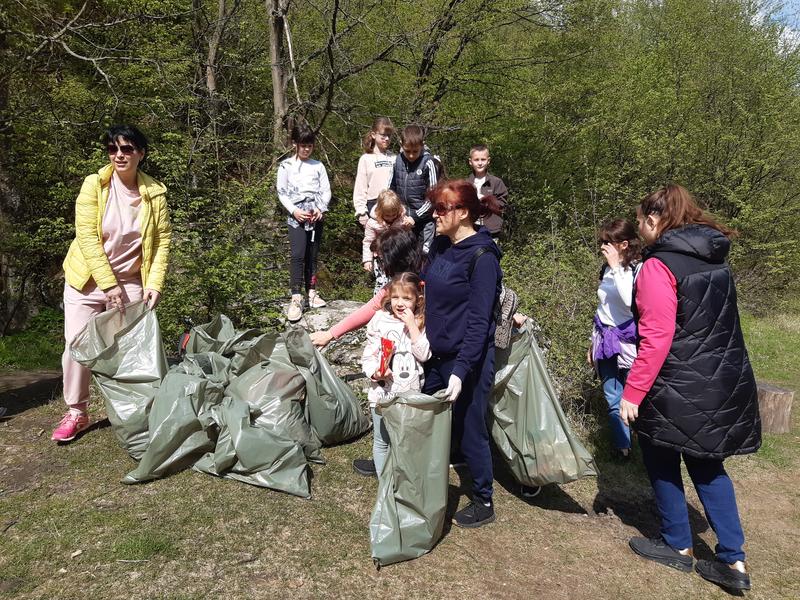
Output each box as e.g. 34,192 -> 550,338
184,314 -> 263,358
193,397 -> 311,498
69,300 -> 167,459
369,392 -> 452,567
122,372 -> 224,484
226,360 -> 323,463
172,352 -> 232,386
285,327 -> 370,446
491,322 -> 597,486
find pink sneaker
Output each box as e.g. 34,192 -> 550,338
51,412 -> 91,442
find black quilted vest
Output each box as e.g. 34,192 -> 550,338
392,151 -> 434,212
633,225 -> 761,459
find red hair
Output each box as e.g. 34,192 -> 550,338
426,179 -> 503,226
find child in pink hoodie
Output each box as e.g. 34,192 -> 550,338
362,190 -> 414,293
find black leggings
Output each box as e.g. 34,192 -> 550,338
288,222 -> 323,294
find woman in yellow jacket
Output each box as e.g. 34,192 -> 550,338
54,124 -> 171,442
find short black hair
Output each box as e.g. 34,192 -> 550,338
102,124 -> 149,154
377,228 -> 423,277
291,123 -> 316,145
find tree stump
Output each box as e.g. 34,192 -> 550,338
757,384 -> 794,434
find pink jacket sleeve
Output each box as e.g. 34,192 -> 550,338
622,258 -> 678,406
362,220 -> 379,264
330,287 -> 387,339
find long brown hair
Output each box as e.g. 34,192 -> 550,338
598,219 -> 642,268
383,272 -> 425,328
362,117 -> 394,153
639,184 -> 735,239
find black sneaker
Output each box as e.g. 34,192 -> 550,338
629,537 -> 693,572
352,458 -> 377,477
695,559 -> 751,591
453,500 -> 495,528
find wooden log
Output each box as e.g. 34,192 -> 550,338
757,383 -> 794,434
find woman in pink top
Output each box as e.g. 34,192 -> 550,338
620,184 -> 759,591
54,125 -> 171,443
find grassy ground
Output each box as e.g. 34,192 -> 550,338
0,311 -> 798,599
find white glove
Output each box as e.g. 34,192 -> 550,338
444,374 -> 462,403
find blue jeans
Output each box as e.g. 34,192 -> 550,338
372,407 -> 390,474
640,438 -> 746,563
596,357 -> 631,450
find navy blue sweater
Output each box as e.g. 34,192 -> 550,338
423,228 -> 502,381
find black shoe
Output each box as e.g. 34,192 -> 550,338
629,537 -> 693,572
352,458 -> 377,477
695,559 -> 751,591
453,500 -> 495,528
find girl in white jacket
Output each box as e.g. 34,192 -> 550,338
355,272 -> 431,476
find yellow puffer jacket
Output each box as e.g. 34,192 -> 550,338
62,163 -> 172,292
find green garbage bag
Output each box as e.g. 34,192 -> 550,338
184,314 -> 262,358
122,372 -> 224,484
69,300 -> 167,459
172,352 -> 232,386
193,397 -> 311,498
491,322 -> 597,486
284,327 -> 371,446
226,360 -> 323,463
369,392 -> 451,567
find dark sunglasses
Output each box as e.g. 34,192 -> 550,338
434,203 -> 464,216
598,239 -> 612,247
107,143 -> 137,155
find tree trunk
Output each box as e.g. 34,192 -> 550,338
268,0 -> 289,152
757,383 -> 794,434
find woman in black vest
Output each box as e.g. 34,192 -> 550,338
619,184 -> 760,591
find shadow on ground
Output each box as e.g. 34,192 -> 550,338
0,371 -> 62,417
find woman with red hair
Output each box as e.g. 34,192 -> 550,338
423,179 -> 503,528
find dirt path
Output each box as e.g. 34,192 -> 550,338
1,379 -> 798,599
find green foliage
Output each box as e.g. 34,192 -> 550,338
0,308 -> 63,371
1,0 -> 799,418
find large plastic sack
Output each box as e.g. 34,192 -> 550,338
193,397 -> 311,498
69,300 -> 167,459
491,322 -> 597,486
171,352 -> 232,386
285,327 -> 371,445
369,392 -> 451,567
122,372 -> 224,484
226,360 -> 323,463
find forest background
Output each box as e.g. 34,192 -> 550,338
1,0 -> 799,417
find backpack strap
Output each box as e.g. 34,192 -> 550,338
467,246 -> 492,280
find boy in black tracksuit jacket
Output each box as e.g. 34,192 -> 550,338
389,125 -> 438,252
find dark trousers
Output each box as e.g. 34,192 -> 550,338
288,222 -> 323,294
423,346 -> 496,504
639,437 -> 746,563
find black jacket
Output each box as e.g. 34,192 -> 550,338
634,224 -> 761,459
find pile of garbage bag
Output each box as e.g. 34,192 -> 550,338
70,301 -> 370,498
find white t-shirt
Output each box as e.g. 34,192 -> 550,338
473,176 -> 486,198
593,264 -> 637,368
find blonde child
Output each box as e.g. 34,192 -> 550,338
354,272 -> 431,476
362,190 -> 415,293
353,117 -> 396,227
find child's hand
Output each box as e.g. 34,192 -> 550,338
358,214 -> 369,227
310,208 -> 324,222
403,216 -> 415,227
310,330 -> 334,347
600,242 -> 621,269
396,306 -> 417,329
371,368 -> 392,381
293,208 -> 312,222
363,261 -> 373,272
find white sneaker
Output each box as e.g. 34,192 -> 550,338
307,289 -> 327,309
287,294 -> 303,322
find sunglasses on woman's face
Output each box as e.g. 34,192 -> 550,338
107,143 -> 137,155
434,203 -> 464,216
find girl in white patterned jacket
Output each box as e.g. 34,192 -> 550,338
355,272 -> 431,476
